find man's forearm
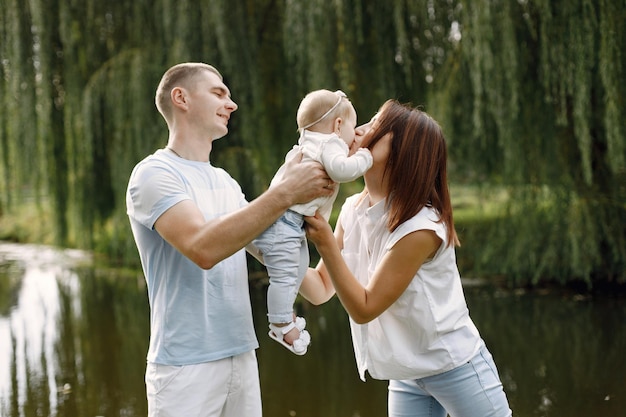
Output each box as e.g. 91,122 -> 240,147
193,186 -> 294,268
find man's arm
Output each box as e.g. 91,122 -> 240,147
155,153 -> 332,269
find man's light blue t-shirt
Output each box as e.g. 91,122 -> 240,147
126,149 -> 258,365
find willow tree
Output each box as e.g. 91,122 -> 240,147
434,0 -> 626,286
0,0 -> 40,229
0,0 -> 623,286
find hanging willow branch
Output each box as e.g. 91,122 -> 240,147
598,0 -> 625,172
456,0 -> 626,285
0,0 -> 623,283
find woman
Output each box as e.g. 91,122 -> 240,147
301,100 -> 512,417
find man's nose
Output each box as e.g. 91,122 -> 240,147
226,98 -> 238,112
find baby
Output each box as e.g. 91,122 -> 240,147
252,89 -> 373,355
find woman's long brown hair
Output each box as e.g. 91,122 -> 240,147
365,100 -> 460,247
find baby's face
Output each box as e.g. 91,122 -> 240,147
339,106 -> 358,151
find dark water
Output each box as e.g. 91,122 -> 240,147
0,242 -> 624,417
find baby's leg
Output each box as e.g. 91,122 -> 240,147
265,214 -> 310,350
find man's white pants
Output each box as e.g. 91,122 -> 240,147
146,350 -> 262,417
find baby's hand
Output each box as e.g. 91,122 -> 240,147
348,136 -> 362,156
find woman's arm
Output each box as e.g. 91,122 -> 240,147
305,212 -> 441,324
299,263 -> 335,305
299,216 -> 343,305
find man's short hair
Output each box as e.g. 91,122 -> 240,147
155,63 -> 222,124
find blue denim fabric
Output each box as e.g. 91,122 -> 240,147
388,342 -> 512,417
253,210 -> 309,323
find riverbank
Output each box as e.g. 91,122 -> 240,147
1,185 -> 623,294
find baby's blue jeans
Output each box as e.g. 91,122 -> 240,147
253,210 -> 308,324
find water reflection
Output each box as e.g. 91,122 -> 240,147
0,244 -> 82,416
0,242 -> 625,417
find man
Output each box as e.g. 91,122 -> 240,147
126,62 -> 333,417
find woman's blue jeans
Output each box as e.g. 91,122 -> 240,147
388,343 -> 512,417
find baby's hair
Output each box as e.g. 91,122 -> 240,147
297,90 -> 351,131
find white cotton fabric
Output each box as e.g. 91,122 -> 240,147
126,149 -> 258,365
269,131 -> 372,219
338,193 -> 482,381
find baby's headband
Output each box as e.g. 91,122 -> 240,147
300,90 -> 347,131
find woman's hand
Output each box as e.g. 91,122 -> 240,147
304,211 -> 335,250
307,208 -> 443,324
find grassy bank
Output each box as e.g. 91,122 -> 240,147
2,185 -> 623,293
0,202 -> 55,245
0,183 -> 504,271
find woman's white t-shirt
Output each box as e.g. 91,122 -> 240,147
339,193 -> 481,381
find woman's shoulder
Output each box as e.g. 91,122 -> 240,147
416,205 -> 442,223
391,206 -> 447,244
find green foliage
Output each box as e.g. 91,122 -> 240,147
0,0 -> 624,288
471,185 -> 626,287
438,0 -> 626,287
0,261 -> 22,316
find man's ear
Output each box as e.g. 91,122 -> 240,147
171,87 -> 188,110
